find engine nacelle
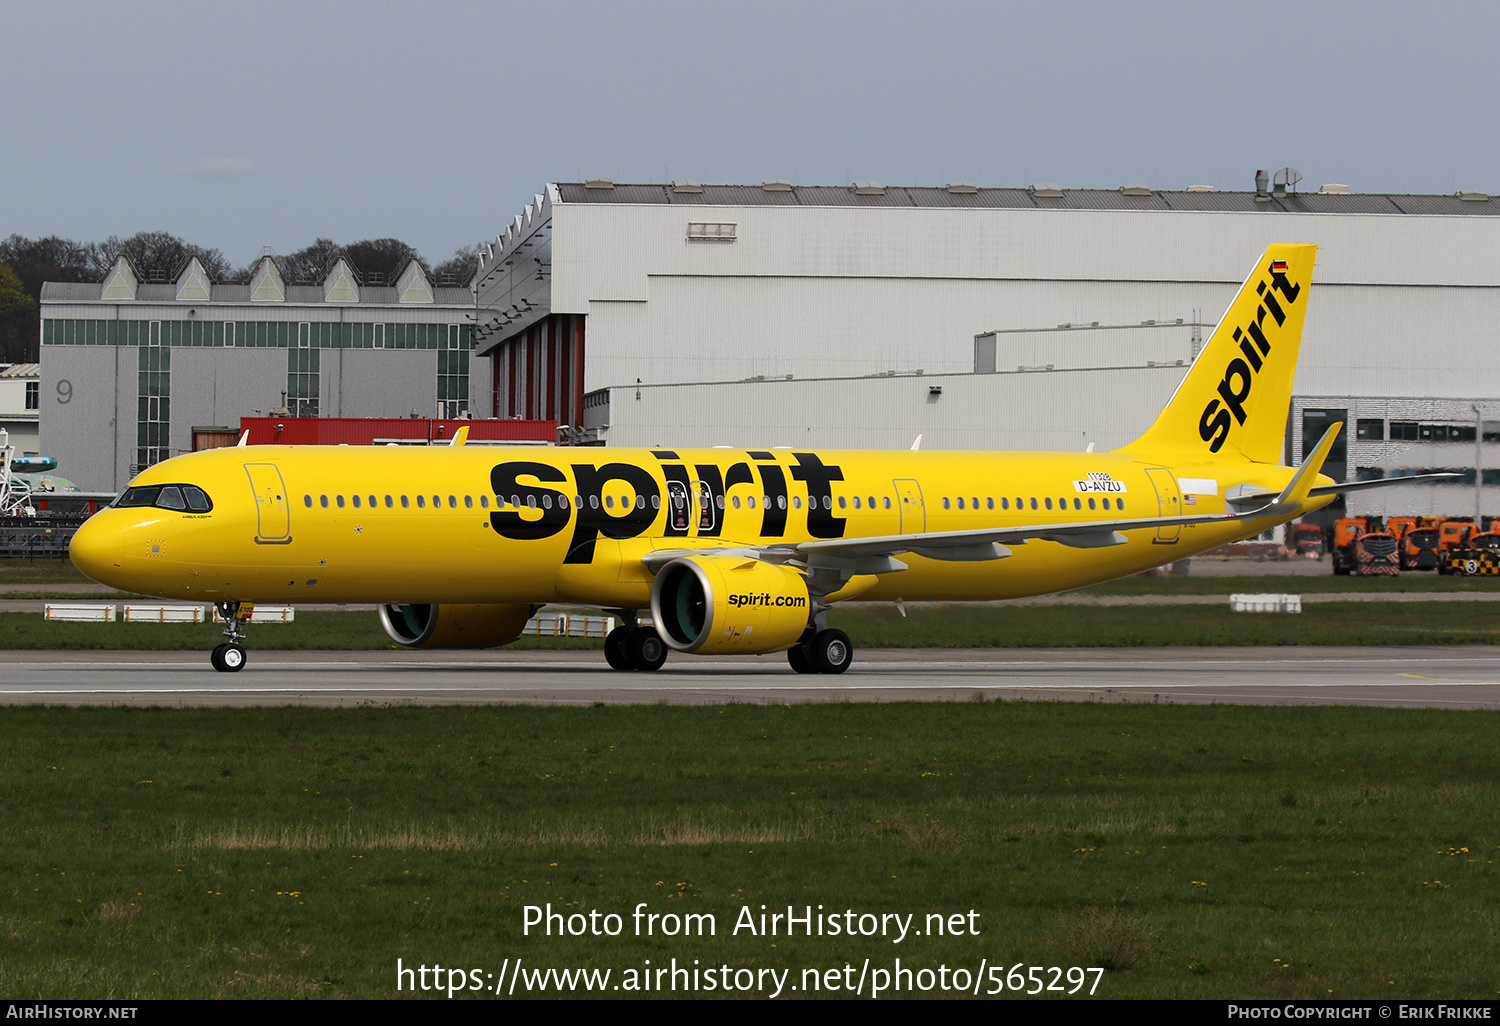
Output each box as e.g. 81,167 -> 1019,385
378,603 -> 533,649
650,556 -> 811,655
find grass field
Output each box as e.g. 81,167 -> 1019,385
3,702 -> 1498,1000
4,601 -> 1500,652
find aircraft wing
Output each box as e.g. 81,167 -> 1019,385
1226,472 -> 1462,513
639,507 -> 1255,578
643,428 -> 1348,578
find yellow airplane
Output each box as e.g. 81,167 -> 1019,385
67,244 -> 1436,674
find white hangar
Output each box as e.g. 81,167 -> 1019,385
472,179 -> 1500,517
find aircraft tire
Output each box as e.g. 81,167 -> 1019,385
810,629 -> 853,675
787,644 -> 817,674
214,643 -> 247,673
630,626 -> 668,672
604,626 -> 633,671
210,644 -> 227,672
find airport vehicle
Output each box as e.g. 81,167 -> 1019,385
1442,530 -> 1500,576
1291,522 -> 1325,559
1401,524 -> 1443,571
68,245 -> 1451,673
1352,529 -> 1400,576
1436,520 -> 1478,574
1329,517 -> 1369,575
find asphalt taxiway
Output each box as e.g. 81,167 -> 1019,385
4,647 -> 1500,709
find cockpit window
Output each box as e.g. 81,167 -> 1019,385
115,483 -> 214,513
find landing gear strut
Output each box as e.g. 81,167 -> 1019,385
210,601 -> 249,673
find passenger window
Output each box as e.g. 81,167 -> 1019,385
732,495 -> 742,509
973,497 -> 980,509
304,495 -> 313,508
1088,498 -> 1096,510
956,497 -> 963,510
942,497 -> 951,510
1001,498 -> 1009,510
479,496 -> 488,509
511,494 -> 520,507
157,486 -> 186,510
352,495 -> 360,508
1044,498 -> 1052,510
777,495 -> 787,510
542,495 -> 552,509
385,495 -> 393,508
1073,498 -> 1081,510
747,496 -> 756,509
589,495 -> 599,509
636,495 -> 646,510
716,494 -> 725,509
369,495 -> 376,508
416,495 -> 425,508
852,496 -> 860,509
527,495 -> 537,509
792,496 -> 802,510
320,495 -> 329,509
986,497 -> 994,510
605,496 -> 613,509
650,494 -> 660,510
336,495 -> 345,508
1029,498 -> 1037,510
558,495 -> 568,509
433,495 -> 440,508
883,497 -> 891,510
401,495 -> 410,508
464,495 -> 473,509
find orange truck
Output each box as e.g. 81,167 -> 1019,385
1330,517 -> 1369,575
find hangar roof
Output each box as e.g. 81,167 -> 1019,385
552,182 -> 1500,216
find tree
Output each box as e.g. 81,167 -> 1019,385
91,230 -> 231,282
279,238 -> 344,284
432,244 -> 481,286
343,238 -> 426,285
0,263 -> 38,363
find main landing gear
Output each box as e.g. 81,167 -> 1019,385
604,621 -> 669,672
786,628 -> 853,675
210,601 -> 249,673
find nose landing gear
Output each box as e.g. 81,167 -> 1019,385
210,602 -> 250,673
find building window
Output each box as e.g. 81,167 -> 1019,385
1390,421 -> 1419,441
25,381 -> 38,410
287,347 -> 319,417
1356,419 -> 1384,441
136,335 -> 170,469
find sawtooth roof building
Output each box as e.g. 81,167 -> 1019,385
40,254 -> 478,492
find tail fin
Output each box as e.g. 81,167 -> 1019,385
1120,244 -> 1316,464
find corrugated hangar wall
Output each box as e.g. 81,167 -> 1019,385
476,187 -> 1500,468
586,365 -> 1185,452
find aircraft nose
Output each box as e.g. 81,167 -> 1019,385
69,514 -> 123,587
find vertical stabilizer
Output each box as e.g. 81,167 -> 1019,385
1120,244 -> 1316,464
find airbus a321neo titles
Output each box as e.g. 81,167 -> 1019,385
69,244 -> 1442,674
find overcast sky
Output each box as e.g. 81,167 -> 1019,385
2,0 -> 1495,266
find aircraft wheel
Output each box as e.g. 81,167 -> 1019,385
212,643 -> 246,673
810,629 -> 853,675
630,626 -> 668,672
604,626 -> 633,671
786,644 -> 817,674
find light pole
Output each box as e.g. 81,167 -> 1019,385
1473,404 -> 1483,526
